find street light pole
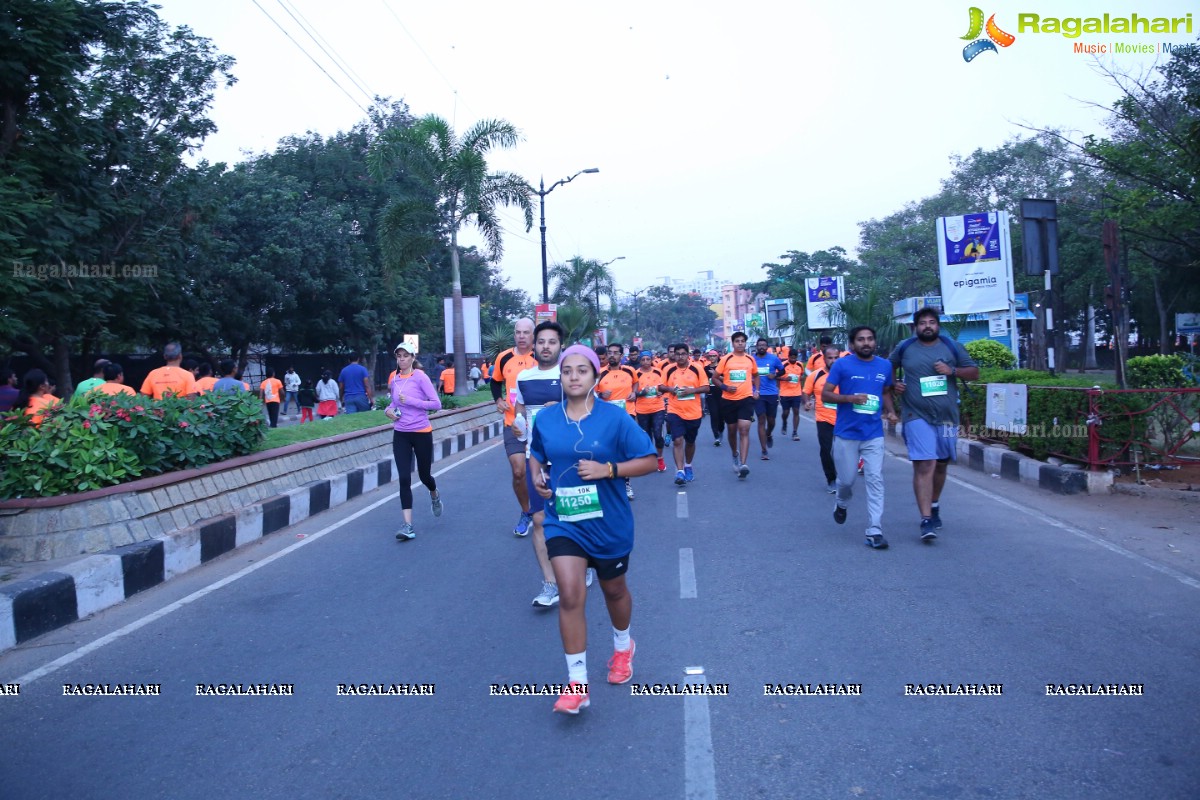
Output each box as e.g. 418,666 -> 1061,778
536,167 -> 599,304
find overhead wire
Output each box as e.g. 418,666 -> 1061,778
377,0 -> 476,122
274,0 -> 376,104
250,0 -> 369,115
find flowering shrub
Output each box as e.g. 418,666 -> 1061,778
0,392 -> 265,499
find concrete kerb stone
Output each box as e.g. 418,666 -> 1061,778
329,473 -> 348,508
362,463 -> 379,494
287,486 -> 310,527
58,554 -> 124,618
235,504 -> 264,548
156,526 -> 201,581
0,596 -> 14,651
982,445 -> 1005,475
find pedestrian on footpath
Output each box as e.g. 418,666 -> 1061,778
712,332 -> 759,480
282,367 -> 301,417
779,349 -> 806,439
315,370 -> 339,418
634,350 -> 667,472
386,341 -> 443,541
753,337 -> 785,459
297,381 -> 315,423
260,368 -> 283,428
529,345 -> 656,714
661,343 -> 709,485
492,317 -> 538,536
803,344 -> 842,493
338,354 -> 372,414
821,326 -> 898,549
469,362 -> 482,391
890,307 -> 979,541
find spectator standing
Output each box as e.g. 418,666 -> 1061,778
315,370 -> 340,418
439,361 -> 456,396
94,362 -> 136,396
16,369 -> 60,427
140,343 -> 197,399
282,367 -> 301,417
74,359 -> 110,398
297,381 -> 316,423
260,368 -> 283,428
212,359 -> 248,394
0,369 -> 19,412
469,362 -> 482,391
194,363 -> 217,394
338,355 -> 372,414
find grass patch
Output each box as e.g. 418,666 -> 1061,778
258,411 -> 391,451
441,387 -> 493,409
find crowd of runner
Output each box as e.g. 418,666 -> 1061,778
388,308 -> 978,714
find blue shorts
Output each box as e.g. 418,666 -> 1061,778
902,418 -> 957,461
754,395 -> 779,419
525,459 -> 546,514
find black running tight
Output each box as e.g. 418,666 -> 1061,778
392,429 -> 436,510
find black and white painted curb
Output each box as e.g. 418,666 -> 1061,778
0,420 -> 504,653
955,438 -> 1112,496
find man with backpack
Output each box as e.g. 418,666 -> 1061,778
890,307 -> 979,542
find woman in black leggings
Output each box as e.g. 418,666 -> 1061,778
384,343 -> 443,541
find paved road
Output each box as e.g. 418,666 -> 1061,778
1,413 -> 1197,799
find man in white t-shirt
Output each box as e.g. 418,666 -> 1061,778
282,367 -> 302,417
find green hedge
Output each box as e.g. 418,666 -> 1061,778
0,392 -> 266,499
964,339 -> 1016,369
959,369 -> 1147,463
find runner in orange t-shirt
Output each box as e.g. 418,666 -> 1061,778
260,368 -> 284,428
803,344 -> 841,492
95,362 -> 136,396
439,365 -> 455,395
140,342 -> 197,399
661,343 -> 710,484
633,351 -> 666,472
598,342 -> 640,500
711,332 -> 759,478
491,317 -> 538,536
779,349 -> 806,440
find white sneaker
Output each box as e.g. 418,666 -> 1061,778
585,568 -> 596,588
625,480 -> 635,501
532,581 -> 559,608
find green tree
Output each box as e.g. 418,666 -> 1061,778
549,256 -> 615,321
368,115 -> 533,395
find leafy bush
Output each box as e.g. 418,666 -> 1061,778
964,339 -> 1017,370
1127,355 -> 1195,388
0,392 -> 266,499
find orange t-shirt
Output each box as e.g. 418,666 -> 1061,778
663,363 -> 706,421
95,382 -> 135,396
493,348 -> 536,425
140,366 -> 196,399
25,394 -> 60,426
260,377 -> 283,403
715,352 -> 758,401
597,365 -> 637,415
634,368 -> 664,415
440,368 -> 455,394
194,376 -> 217,394
803,369 -> 836,425
480,362 -> 490,382
779,362 -> 806,397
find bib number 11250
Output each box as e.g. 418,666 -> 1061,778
555,485 -> 604,521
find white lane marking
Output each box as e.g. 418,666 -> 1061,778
684,673 -> 717,800
676,490 -> 689,519
679,548 -> 697,599
14,443 -> 503,686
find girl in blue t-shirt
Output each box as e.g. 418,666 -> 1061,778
529,345 -> 656,715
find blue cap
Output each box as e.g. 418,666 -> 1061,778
640,350 -> 653,359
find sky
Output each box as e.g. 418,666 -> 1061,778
157,0 -> 1197,300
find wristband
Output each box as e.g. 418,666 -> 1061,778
609,462 -> 617,479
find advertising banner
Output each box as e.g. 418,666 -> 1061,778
1176,312 -> 1200,335
534,303 -> 557,325
805,276 -> 844,330
937,212 -> 1012,314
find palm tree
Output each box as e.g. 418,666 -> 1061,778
368,115 -> 533,395
554,303 -> 597,345
548,257 -> 615,322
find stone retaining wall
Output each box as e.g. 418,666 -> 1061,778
0,402 -> 499,564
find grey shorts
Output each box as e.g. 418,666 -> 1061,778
503,426 -> 526,457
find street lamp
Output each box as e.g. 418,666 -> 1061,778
536,167 -> 599,304
616,288 -> 647,338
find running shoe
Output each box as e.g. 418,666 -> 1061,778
920,518 -> 938,542
865,533 -> 889,549
931,506 -> 943,531
532,581 -> 559,608
395,523 -> 415,541
713,438 -> 721,447
675,469 -> 687,486
657,457 -> 666,473
625,480 -> 635,501
833,505 -> 847,524
586,568 -> 596,588
781,423 -> 787,434
430,492 -> 443,517
513,511 -> 533,537
761,453 -> 769,461
552,682 -> 590,714
792,434 -> 800,442
857,457 -> 865,475
738,463 -> 750,480
607,639 -> 636,684
767,433 -> 774,448
684,466 -> 694,482
826,481 -> 837,494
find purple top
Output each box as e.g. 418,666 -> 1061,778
387,369 -> 441,432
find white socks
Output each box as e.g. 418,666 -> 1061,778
566,652 -> 587,685
613,626 -> 632,652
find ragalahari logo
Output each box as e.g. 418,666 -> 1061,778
962,8 -> 1016,61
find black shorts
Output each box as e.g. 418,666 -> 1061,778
755,395 -> 779,418
665,413 -> 702,443
546,536 -> 630,581
503,426 -> 526,457
720,397 -> 756,426
779,395 -> 802,411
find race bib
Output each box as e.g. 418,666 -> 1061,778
853,394 -> 881,415
787,374 -> 800,383
644,386 -> 658,397
728,369 -> 747,383
524,407 -> 543,456
555,485 -> 604,522
675,386 -> 695,399
919,375 -> 948,397
508,389 -> 518,406
608,398 -> 627,408
757,366 -> 769,375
